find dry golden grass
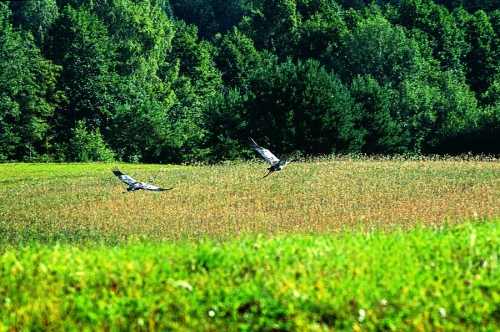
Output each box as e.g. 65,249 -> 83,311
2,156 -> 500,242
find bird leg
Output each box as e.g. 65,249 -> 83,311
263,170 -> 273,178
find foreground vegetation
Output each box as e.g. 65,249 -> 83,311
1,159 -> 500,329
1,222 -> 499,330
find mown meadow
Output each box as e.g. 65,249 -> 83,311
1,157 -> 500,330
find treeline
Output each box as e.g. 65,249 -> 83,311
1,0 -> 500,163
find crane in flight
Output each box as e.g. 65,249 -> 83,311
111,167 -> 173,193
248,138 -> 299,178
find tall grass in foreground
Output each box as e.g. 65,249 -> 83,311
0,221 -> 499,330
1,157 -> 500,245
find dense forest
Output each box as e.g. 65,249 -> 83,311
1,0 -> 500,163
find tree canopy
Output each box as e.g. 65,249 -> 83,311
2,0 -> 500,162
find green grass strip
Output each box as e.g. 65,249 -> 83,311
1,221 -> 499,330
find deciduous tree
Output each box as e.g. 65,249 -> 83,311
0,5 -> 61,161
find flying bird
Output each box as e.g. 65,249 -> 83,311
111,167 -> 173,193
248,138 -> 299,178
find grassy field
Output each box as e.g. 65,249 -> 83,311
1,156 -> 500,245
1,157 -> 500,330
1,223 -> 500,330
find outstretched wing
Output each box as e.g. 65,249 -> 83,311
279,148 -> 300,166
248,138 -> 280,166
111,167 -> 137,186
141,184 -> 173,191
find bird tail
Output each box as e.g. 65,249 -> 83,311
248,138 -> 260,149
111,167 -> 124,176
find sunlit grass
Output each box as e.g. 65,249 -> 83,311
2,158 -> 500,330
1,222 -> 500,330
1,156 -> 499,245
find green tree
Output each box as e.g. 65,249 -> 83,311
294,1 -> 347,63
9,0 -> 59,50
47,5 -> 116,144
245,58 -> 360,155
61,119 -> 115,162
47,1 -> 181,163
350,75 -> 409,154
242,0 -> 301,61
90,0 -> 178,162
204,58 -> 361,160
446,0 -> 500,12
168,0 -> 255,39
203,89 -> 249,161
482,78 -> 500,105
471,103 -> 500,154
395,70 -> 479,154
461,10 -> 499,99
337,13 -> 437,87
92,0 -> 173,82
213,27 -> 266,92
162,20 -> 222,162
108,100 -> 173,162
0,4 -> 61,161
391,0 -> 469,75
241,0 -> 348,63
